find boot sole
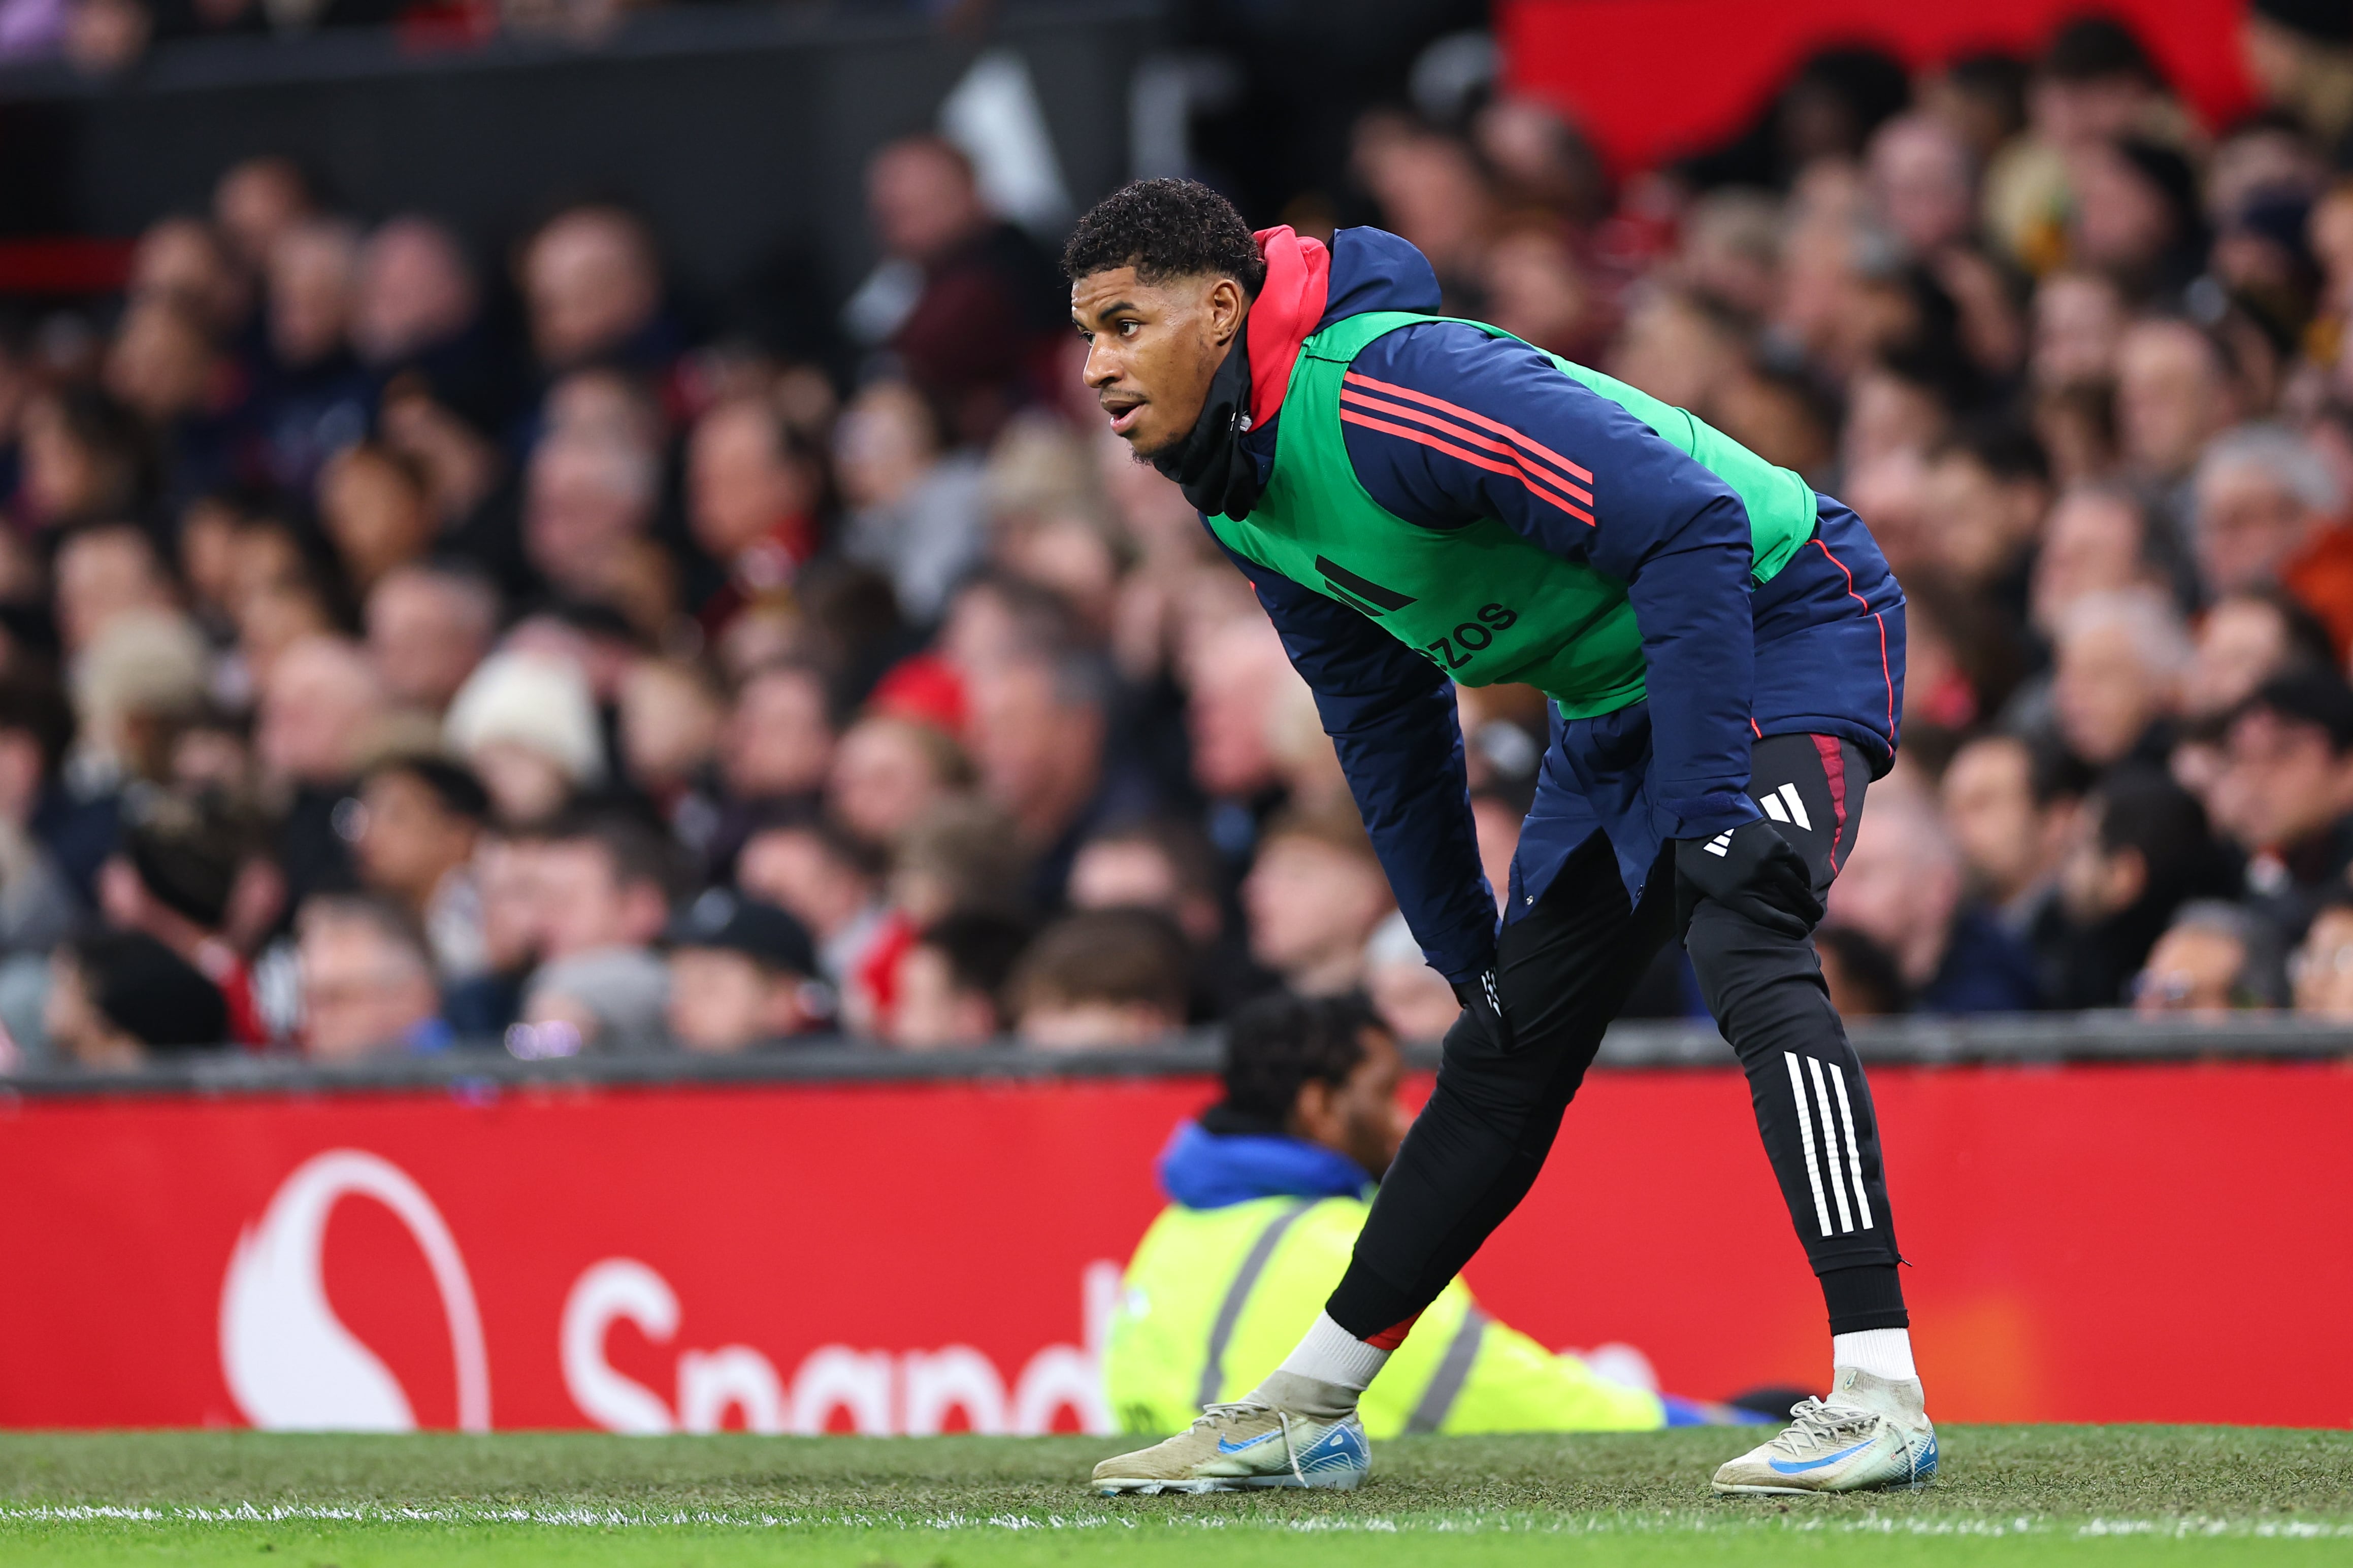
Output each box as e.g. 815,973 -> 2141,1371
1712,1477 -> 1934,1497
1094,1470 -> 1366,1495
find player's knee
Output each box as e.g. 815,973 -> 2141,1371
1684,904 -> 1822,1016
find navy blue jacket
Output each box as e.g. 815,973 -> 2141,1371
1219,228 -> 1904,983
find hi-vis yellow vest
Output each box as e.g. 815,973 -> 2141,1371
1103,1193 -> 1664,1438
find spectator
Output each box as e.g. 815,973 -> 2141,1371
531,809 -> 687,965
445,823 -> 538,1037
256,218 -> 369,494
734,818 -> 888,990
17,388 -> 152,531
967,651 -> 1153,907
55,521 -> 174,657
2192,423 -> 2343,593
2290,890 -> 2353,1019
518,944 -> 670,1055
2028,485 -> 2162,641
2047,768 -> 2229,1008
661,888 -> 826,1053
2029,270 -> 2127,388
45,930 -> 227,1066
519,205 -> 669,377
213,155 -> 312,274
857,134 -> 1064,445
2137,899 -> 2283,1016
1010,907 -> 1191,1049
889,796 -> 1030,927
1815,925 -> 1911,1017
1825,783 -> 2041,1013
825,714 -> 972,852
619,659 -> 723,797
318,443 -> 438,597
721,661 -> 835,813
443,649 -> 603,825
1918,422 -> 2049,608
2208,671 -> 2353,934
353,215 -> 481,369
2048,588 -> 2186,768
834,380 -> 987,622
2113,317 -> 2237,526
1242,802 -> 1396,998
96,789 -> 270,1044
1067,816 -> 1274,1022
0,674 -> 89,936
685,395 -> 821,635
1363,910 -> 1461,1042
521,421 -> 661,619
884,908 -> 1029,1049
256,634 -> 384,906
348,754 -> 488,982
365,561 -> 500,715
297,893 -> 448,1060
1938,733 -> 2087,935
2181,589 -> 2335,722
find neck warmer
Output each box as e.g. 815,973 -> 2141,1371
1150,225 -> 1333,520
1152,326 -> 1261,518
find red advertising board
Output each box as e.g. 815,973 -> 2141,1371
1499,0 -> 2253,175
0,1061 -> 2345,1432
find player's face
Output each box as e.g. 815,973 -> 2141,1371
1071,266 -> 1246,460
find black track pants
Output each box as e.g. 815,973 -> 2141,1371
1326,733 -> 1907,1344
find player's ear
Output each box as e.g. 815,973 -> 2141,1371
1286,1078 -> 1334,1144
1206,276 -> 1246,347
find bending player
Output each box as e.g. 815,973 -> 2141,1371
1068,180 -> 1931,1497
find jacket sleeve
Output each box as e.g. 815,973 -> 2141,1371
1215,539 -> 1498,982
1341,321 -> 1762,840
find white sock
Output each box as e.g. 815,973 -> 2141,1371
1832,1327 -> 1917,1382
1274,1312 -> 1392,1393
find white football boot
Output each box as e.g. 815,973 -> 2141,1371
1091,1402 -> 1370,1494
1711,1366 -> 1937,1495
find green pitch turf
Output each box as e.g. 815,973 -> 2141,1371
0,1427 -> 2346,1565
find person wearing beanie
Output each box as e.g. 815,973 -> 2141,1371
442,649 -> 606,826
45,929 -> 230,1067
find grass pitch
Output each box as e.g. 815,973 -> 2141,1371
0,1427 -> 2347,1565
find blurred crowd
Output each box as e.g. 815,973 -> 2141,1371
0,0 -> 1012,76
12,5 -> 2353,1071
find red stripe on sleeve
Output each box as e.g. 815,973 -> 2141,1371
1339,409 -> 1596,525
1338,386 -> 1594,505
1342,369 -> 1594,484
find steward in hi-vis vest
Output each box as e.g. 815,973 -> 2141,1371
1070,180 -> 1935,1500
1105,1120 -> 1677,1440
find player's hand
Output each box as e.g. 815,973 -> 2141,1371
1451,968 -> 1515,1053
1675,819 -> 1822,939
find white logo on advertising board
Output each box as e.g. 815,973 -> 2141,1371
218,1148 -> 1118,1436
559,1257 -> 1120,1436
218,1148 -> 492,1432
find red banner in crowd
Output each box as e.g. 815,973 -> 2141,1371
0,1061 -> 2344,1432
1499,0 -> 2253,175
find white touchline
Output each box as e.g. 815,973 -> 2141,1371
1807,1056 -> 1854,1233
1827,1061 -> 1873,1229
1784,1052 -> 1833,1237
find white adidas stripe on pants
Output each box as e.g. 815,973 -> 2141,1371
1784,1050 -> 1872,1237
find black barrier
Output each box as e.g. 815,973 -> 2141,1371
5,1013 -> 2350,1097
0,0 -> 1163,301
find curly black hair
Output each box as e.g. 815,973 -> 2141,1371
1062,178 -> 1267,293
1218,991 -> 1385,1124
